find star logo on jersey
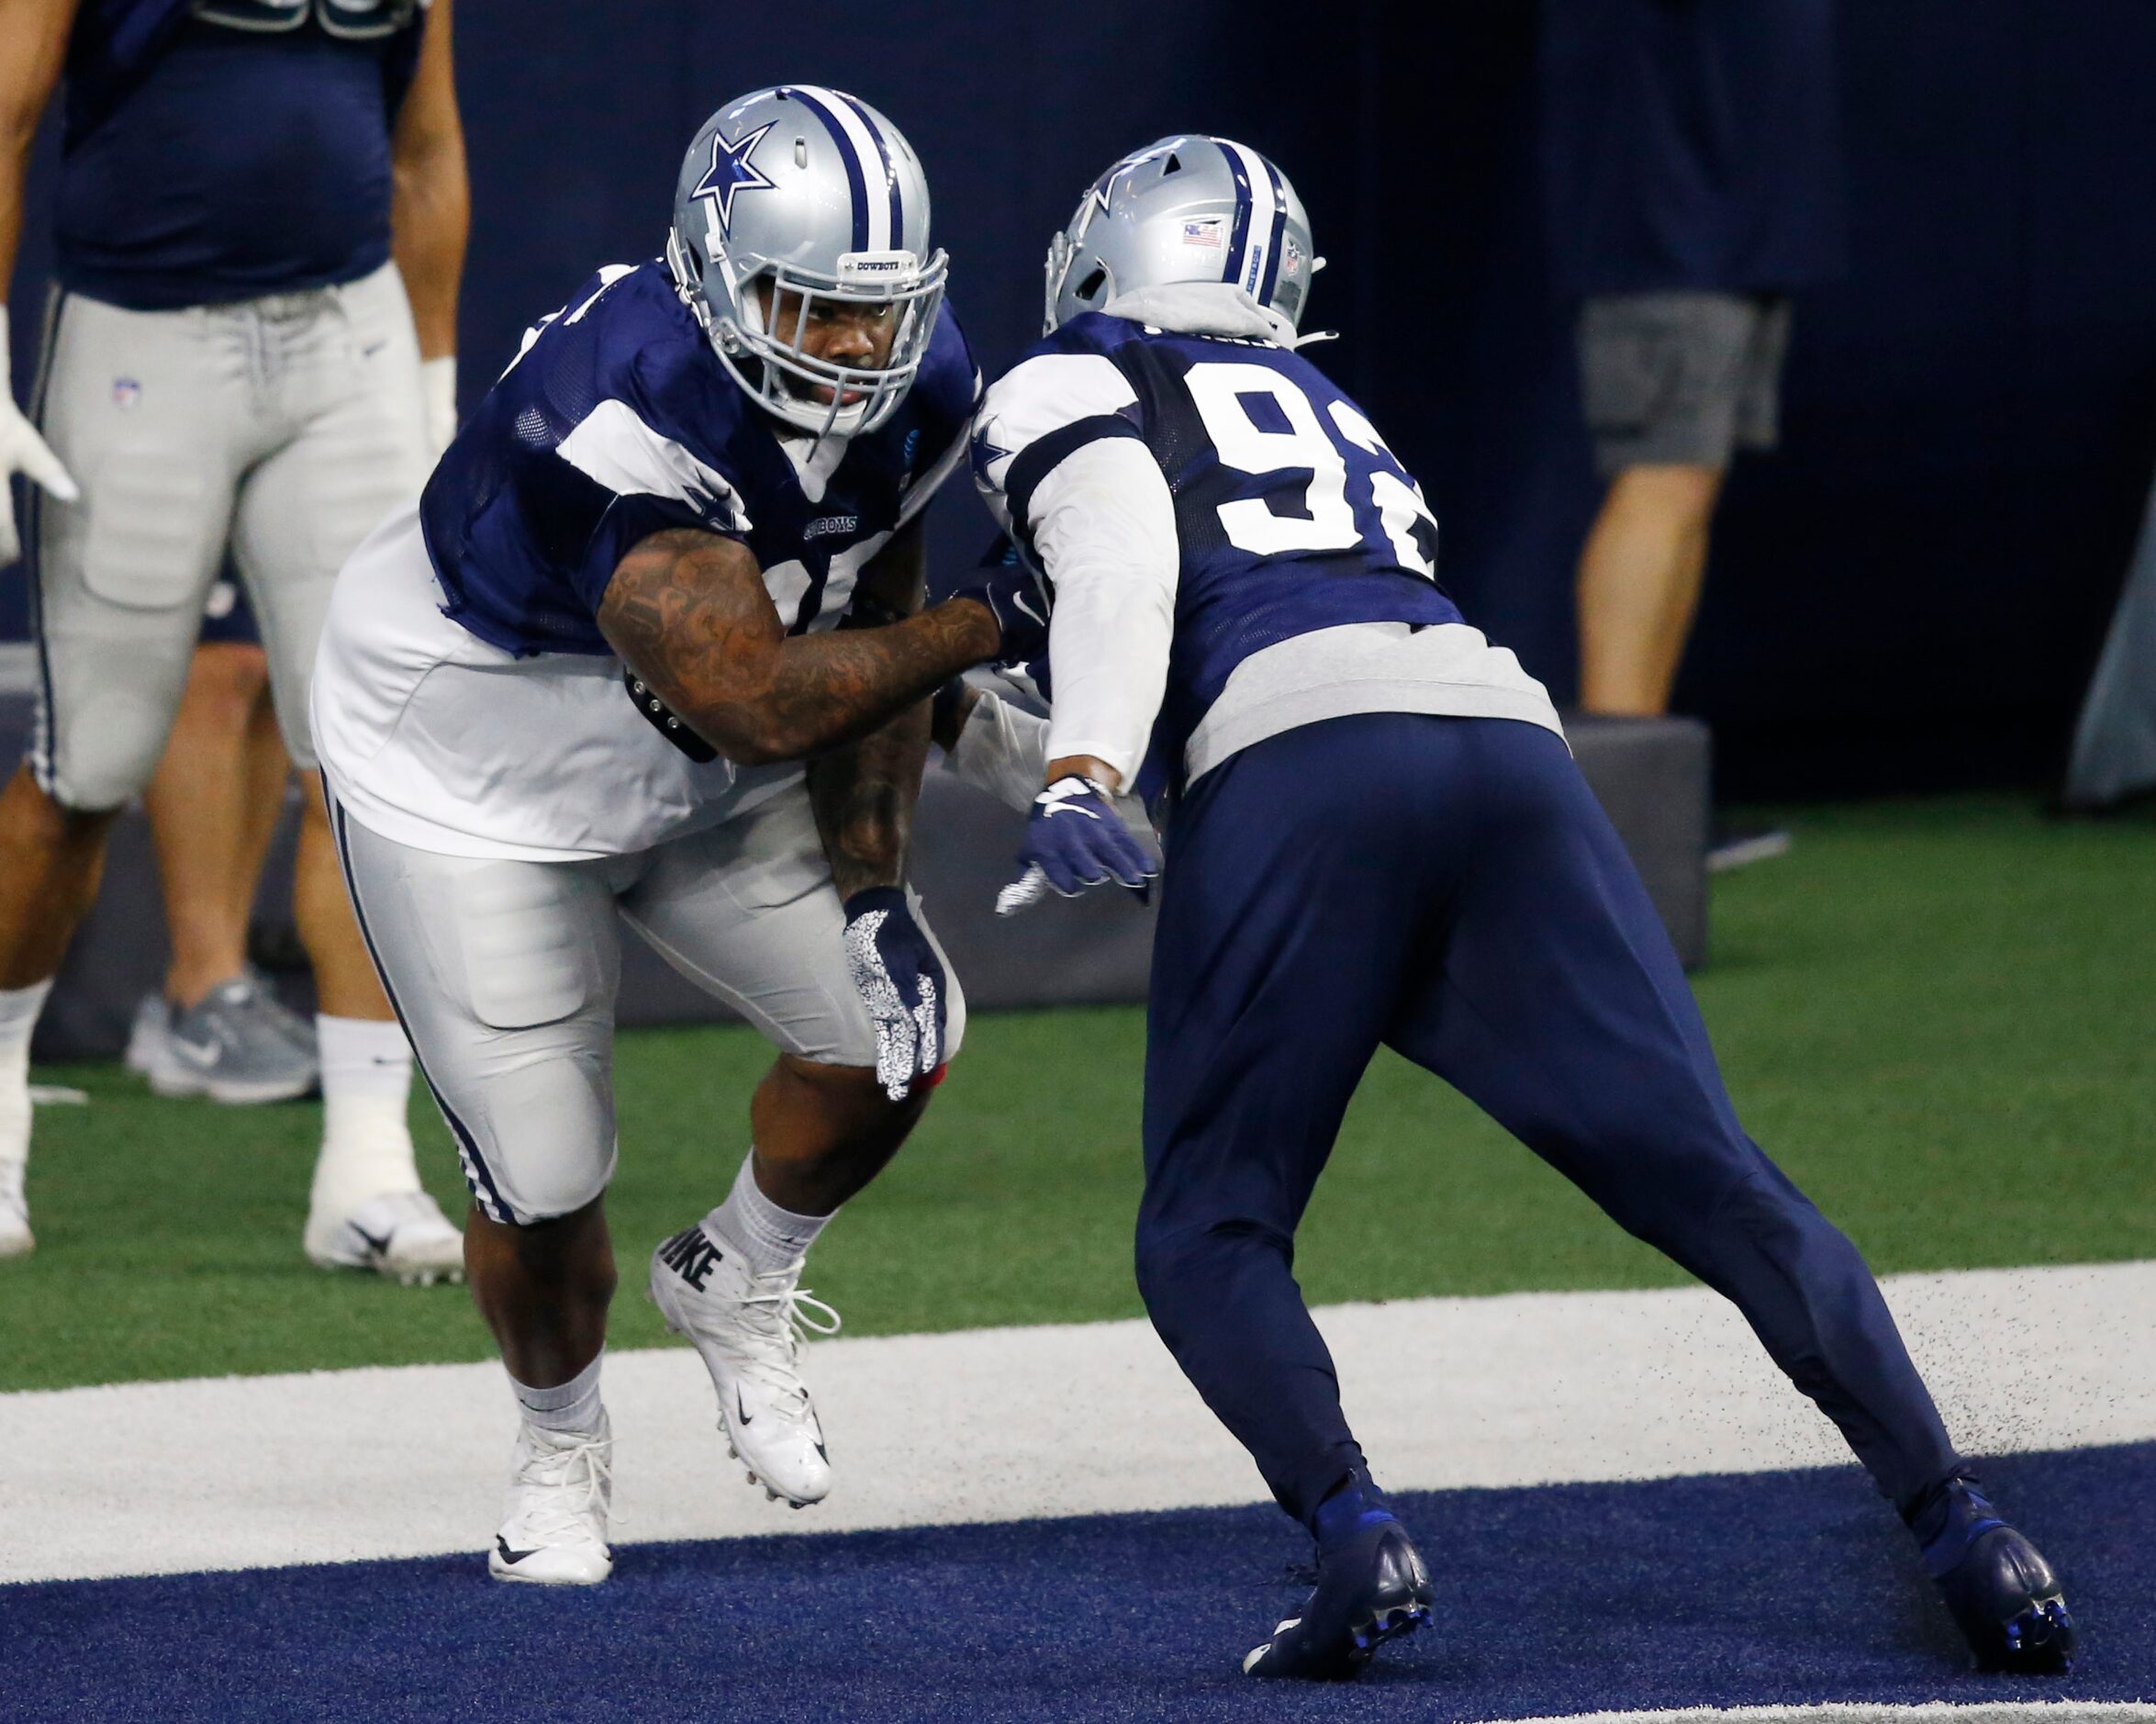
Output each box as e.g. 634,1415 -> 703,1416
969,430 -> 1013,488
693,121 -> 778,237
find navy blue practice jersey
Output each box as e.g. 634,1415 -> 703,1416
973,310 -> 1459,793
58,0 -> 426,309
419,262 -> 979,658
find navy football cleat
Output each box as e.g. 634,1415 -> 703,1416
1243,1518 -> 1433,1681
1915,1474 -> 2075,1673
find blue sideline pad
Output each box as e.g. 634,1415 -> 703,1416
4,1445 -> 2148,1723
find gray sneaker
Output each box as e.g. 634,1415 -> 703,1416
244,968 -> 317,1057
146,975 -> 319,1105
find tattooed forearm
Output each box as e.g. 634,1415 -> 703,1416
809,523 -> 933,898
809,698 -> 931,899
597,527 -> 1000,767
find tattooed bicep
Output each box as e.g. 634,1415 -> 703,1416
597,527 -> 778,710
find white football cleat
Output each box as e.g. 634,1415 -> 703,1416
0,1157 -> 31,1259
487,1414 -> 614,1586
305,1190 -> 464,1284
649,1223 -> 840,1508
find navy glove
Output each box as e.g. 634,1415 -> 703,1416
996,776 -> 1158,915
952,560 -> 1053,667
841,887 -> 948,1102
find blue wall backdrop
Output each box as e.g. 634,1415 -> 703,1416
8,0 -> 2154,796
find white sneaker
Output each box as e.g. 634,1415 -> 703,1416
649,1223 -> 840,1507
305,1190 -> 464,1284
487,1414 -> 614,1586
124,993 -> 165,1080
0,1157 -> 30,1259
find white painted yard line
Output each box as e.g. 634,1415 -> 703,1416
0,1261 -> 2149,1585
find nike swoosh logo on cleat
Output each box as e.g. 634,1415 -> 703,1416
495,1536 -> 539,1564
734,1387 -> 754,1427
352,1226 -> 393,1257
170,1036 -> 220,1067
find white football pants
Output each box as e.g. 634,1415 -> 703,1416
325,789 -> 967,1226
26,262 -> 427,810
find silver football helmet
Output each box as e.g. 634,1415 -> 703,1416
668,85 -> 946,438
1044,135 -> 1322,334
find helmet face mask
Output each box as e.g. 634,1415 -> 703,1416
1043,135 -> 1320,337
668,86 -> 946,439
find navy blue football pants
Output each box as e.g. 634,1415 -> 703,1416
1134,713 -> 1960,1529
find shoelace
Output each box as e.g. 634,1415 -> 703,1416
725,1274 -> 843,1413
514,1433 -> 615,1543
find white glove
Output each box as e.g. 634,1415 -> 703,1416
0,305 -> 80,568
419,354 -> 458,460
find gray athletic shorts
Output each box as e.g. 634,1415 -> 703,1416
328,786 -> 966,1226
1577,290 -> 1792,476
26,263 -> 427,810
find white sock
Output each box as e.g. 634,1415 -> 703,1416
509,1350 -> 604,1436
0,979 -> 53,1169
310,1014 -> 419,1219
707,1152 -> 830,1274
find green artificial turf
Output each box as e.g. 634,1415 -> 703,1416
2,795 -> 2150,1392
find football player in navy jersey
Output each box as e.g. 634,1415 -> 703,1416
955,137 -> 2073,1679
0,0 -> 467,1277
311,86 -> 1046,1584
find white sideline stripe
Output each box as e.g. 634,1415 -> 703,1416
1,1260 -> 2150,1585
1489,1708 -> 2156,1724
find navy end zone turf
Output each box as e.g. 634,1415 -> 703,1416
4,1445 -> 2149,1722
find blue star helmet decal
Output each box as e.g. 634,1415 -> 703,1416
694,120 -> 778,237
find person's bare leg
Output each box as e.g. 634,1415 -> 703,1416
475,1192 -> 617,1584
1576,462 -> 1726,717
235,657 -> 293,930
0,766 -> 121,1252
0,765 -> 118,991
143,644 -> 278,1006
465,1195 -> 617,1387
295,769 -> 392,1022
747,1053 -> 930,1215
